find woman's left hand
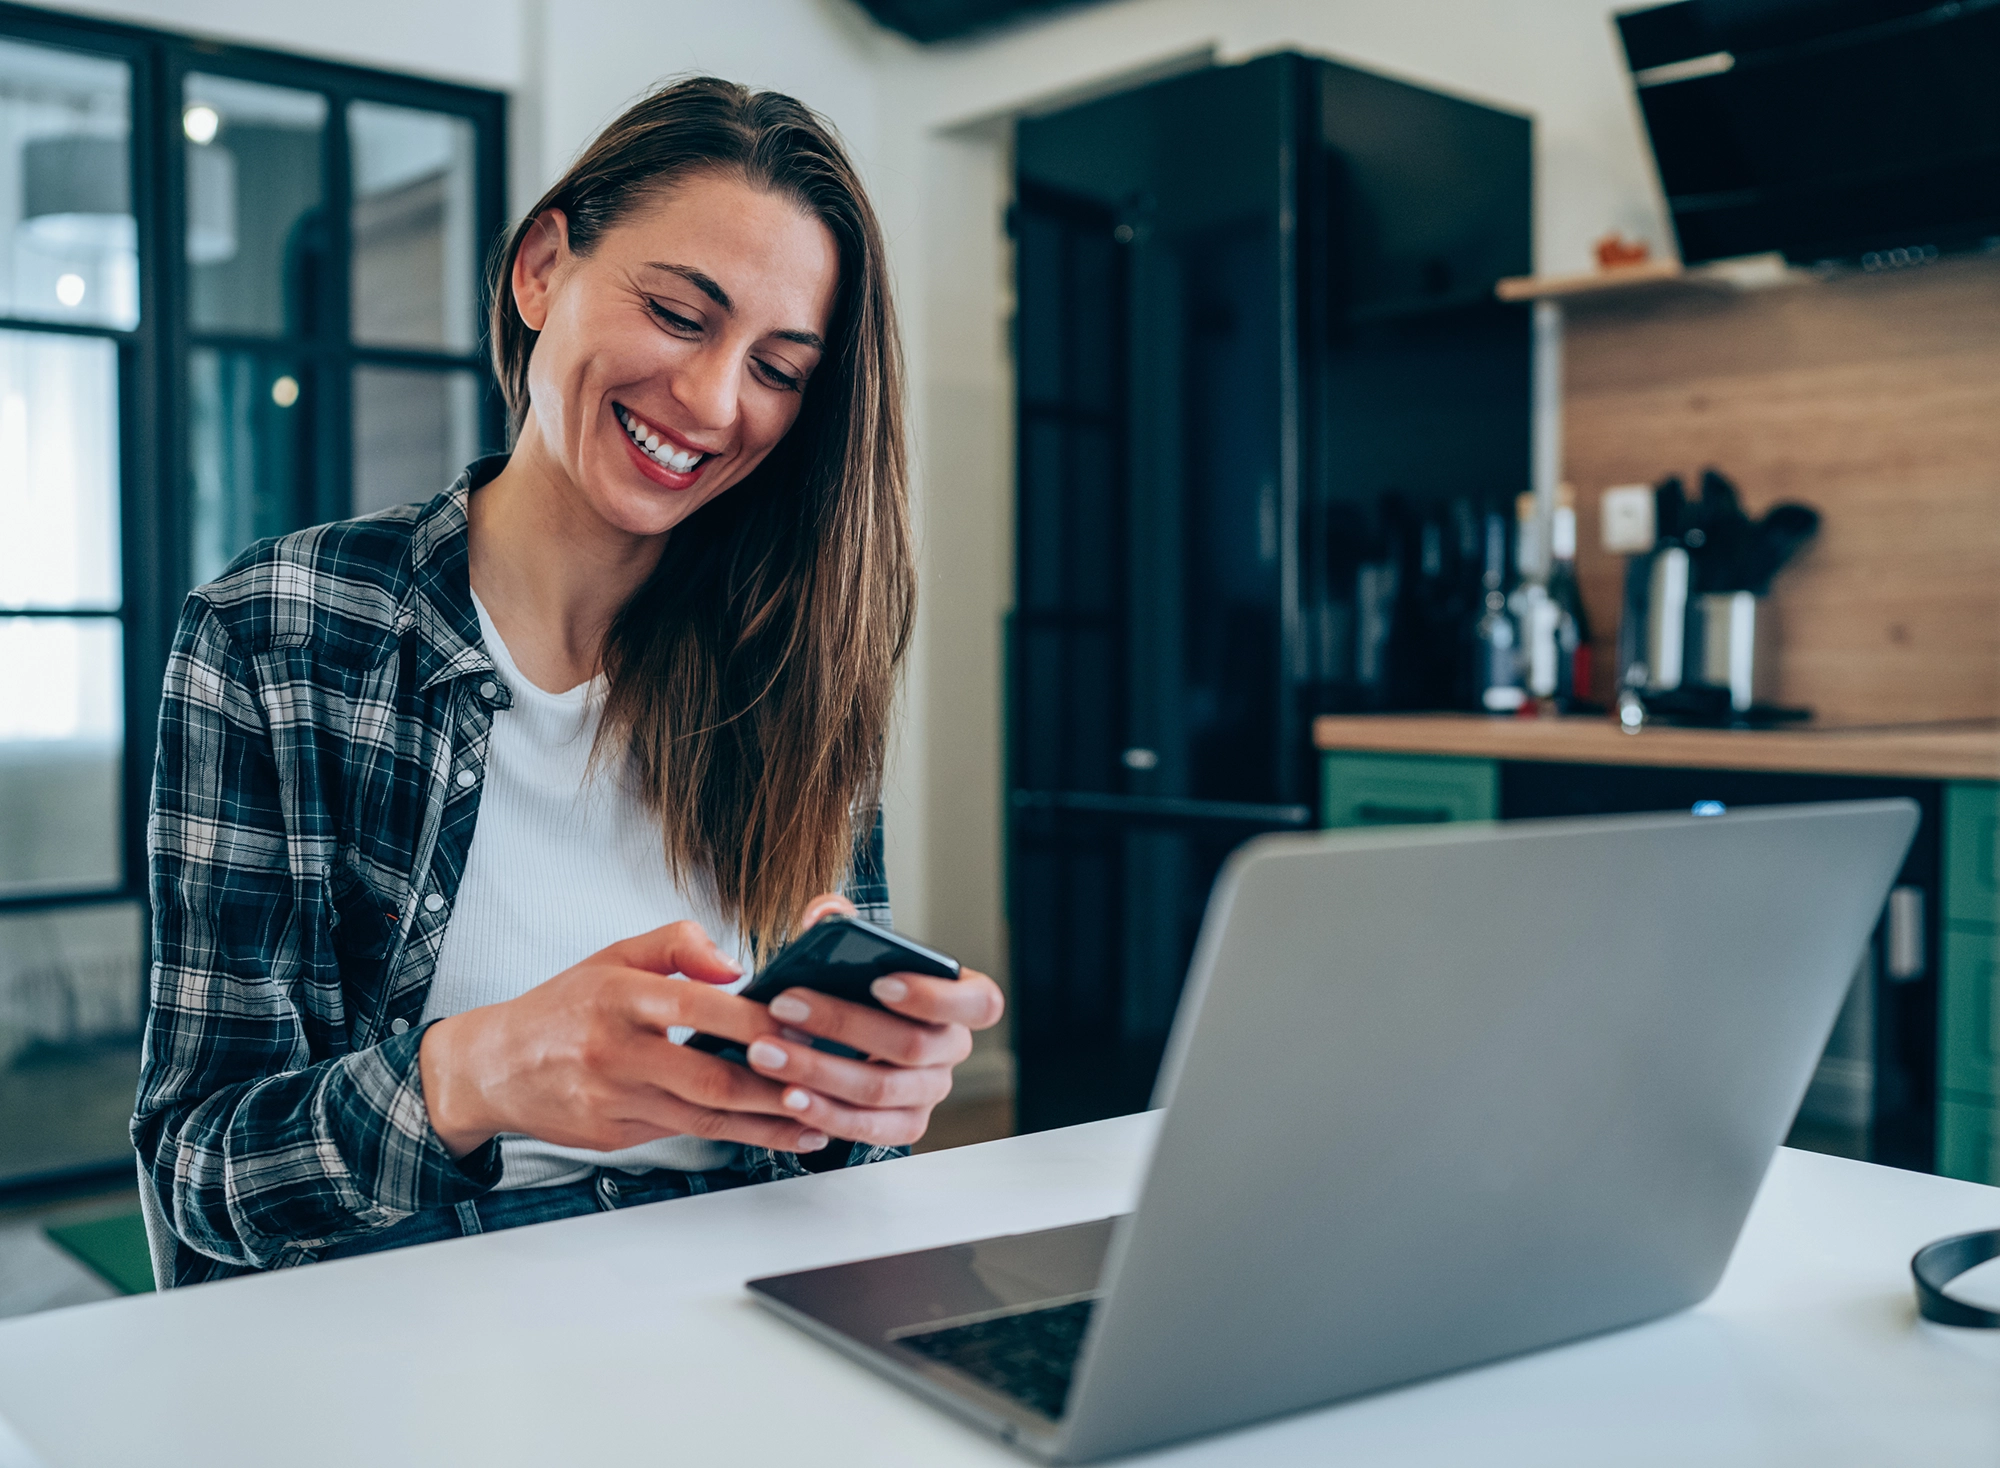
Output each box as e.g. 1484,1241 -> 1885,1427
741,894 -> 1005,1149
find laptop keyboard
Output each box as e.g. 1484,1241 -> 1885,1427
896,1298 -> 1097,1420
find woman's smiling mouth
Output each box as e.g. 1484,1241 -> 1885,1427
614,402 -> 716,482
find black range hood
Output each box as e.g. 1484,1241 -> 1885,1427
1617,0 -> 2000,265
851,0 -> 1102,43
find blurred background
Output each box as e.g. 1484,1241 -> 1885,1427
2,0 -> 1997,1309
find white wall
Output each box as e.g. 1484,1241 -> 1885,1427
531,1 -> 882,181
49,0 -> 526,90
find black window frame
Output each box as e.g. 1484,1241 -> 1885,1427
0,0 -> 506,1192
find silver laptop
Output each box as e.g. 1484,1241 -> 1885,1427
749,801 -> 1917,1462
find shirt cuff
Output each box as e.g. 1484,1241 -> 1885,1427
334,1019 -> 504,1211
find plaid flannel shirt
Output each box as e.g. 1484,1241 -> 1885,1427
136,459 -> 900,1286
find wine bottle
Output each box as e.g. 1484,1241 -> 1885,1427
1474,509 -> 1524,712
1549,485 -> 1592,707
1512,492 -> 1559,701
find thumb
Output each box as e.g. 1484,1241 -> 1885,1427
603,920 -> 744,985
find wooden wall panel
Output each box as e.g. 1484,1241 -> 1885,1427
1563,252 -> 2000,728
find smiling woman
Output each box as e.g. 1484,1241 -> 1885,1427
135,78 -> 1003,1286
484,125 -> 876,947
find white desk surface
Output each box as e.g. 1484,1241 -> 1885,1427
1,1113 -> 1997,1467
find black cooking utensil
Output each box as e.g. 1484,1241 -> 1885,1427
1743,503 -> 1820,595
1697,469 -> 1755,590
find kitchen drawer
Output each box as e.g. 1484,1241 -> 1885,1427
1940,925 -> 2000,1100
1322,753 -> 1498,830
1937,1093 -> 1999,1186
1943,782 -> 2000,929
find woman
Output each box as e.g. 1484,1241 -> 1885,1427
134,78 -> 1003,1286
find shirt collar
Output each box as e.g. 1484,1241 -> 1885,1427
403,455 -> 510,693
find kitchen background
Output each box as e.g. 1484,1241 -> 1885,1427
1565,254 -> 2000,728
2,0 -> 1997,1307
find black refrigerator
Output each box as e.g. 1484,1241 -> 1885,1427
1008,53 -> 1534,1131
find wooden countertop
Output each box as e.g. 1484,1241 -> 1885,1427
1312,714 -> 2000,783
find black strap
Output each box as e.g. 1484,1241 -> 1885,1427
1911,1229 -> 2000,1328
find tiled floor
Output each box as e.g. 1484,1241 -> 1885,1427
0,1186 -> 133,1321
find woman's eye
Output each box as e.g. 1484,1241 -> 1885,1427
754,358 -> 804,393
645,300 -> 702,335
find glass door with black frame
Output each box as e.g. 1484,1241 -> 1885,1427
0,8 -> 505,1197
0,31 -> 145,1191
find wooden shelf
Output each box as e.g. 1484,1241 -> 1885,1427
1313,713 -> 2000,783
1496,260 -> 1686,302
1495,253 -> 1804,304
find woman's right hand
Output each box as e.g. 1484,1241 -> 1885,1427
417,921 -> 830,1159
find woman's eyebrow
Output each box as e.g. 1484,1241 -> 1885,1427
646,262 -> 733,311
643,262 -> 824,351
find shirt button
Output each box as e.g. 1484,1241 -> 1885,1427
478,680 -> 498,701
455,769 -> 476,788
390,1018 -> 410,1035
423,893 -> 445,913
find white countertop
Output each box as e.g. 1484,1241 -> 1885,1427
2,1114 -> 1998,1466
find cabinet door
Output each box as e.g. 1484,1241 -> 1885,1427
1939,782 -> 2000,1181
1940,928 -> 1998,1101
1943,783 -> 2000,929
1938,1096 -> 1998,1185
1322,752 -> 1498,828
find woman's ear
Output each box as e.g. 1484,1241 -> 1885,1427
511,209 -> 570,333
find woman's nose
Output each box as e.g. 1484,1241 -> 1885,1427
669,344 -> 739,435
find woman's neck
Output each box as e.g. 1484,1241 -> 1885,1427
467,435 -> 666,694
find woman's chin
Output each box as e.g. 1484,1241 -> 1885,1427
594,473 -> 722,539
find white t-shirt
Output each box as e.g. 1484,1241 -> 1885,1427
421,593 -> 751,1188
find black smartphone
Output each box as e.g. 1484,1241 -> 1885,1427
686,915 -> 960,1064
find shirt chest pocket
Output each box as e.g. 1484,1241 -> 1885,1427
325,852 -> 402,966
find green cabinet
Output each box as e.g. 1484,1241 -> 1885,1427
1944,783 -> 2000,928
1940,927 -> 1998,1099
1939,782 -> 2000,1183
1321,752 -> 1497,830
1939,1098 -> 1999,1186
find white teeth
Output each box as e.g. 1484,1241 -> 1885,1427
618,406 -> 705,474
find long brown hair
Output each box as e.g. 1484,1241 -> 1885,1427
489,77 -> 911,951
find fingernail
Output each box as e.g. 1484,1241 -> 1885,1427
747,1040 -> 787,1071
783,1087 -> 812,1112
769,994 -> 811,1024
871,977 -> 908,1004
798,1131 -> 829,1152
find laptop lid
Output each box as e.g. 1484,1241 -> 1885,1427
1055,800 -> 1916,1460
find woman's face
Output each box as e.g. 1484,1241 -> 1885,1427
511,170 -> 840,538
